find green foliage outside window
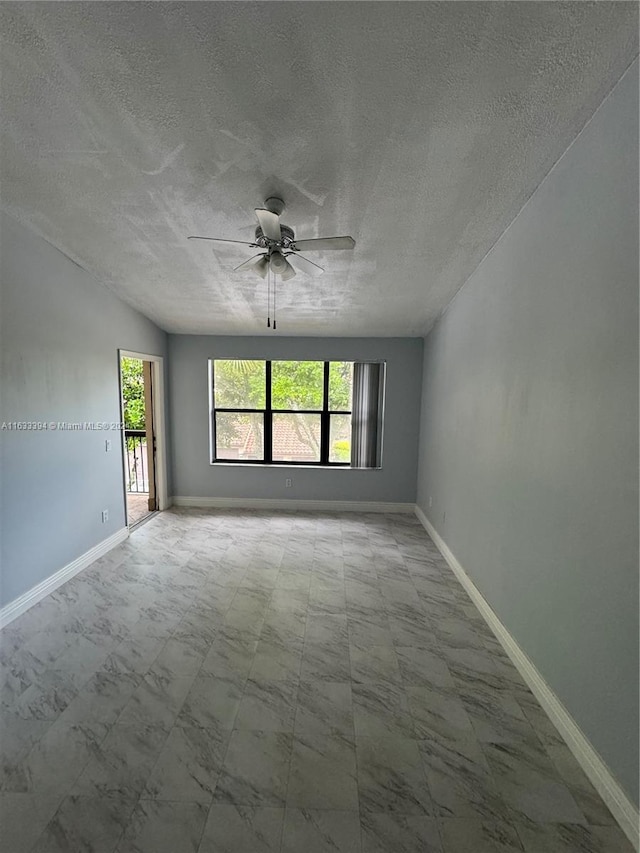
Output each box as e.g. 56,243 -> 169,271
212,359 -> 352,460
121,357 -> 145,430
328,362 -> 352,411
271,361 -> 324,410
332,440 -> 351,462
121,356 -> 147,489
214,360 -> 266,409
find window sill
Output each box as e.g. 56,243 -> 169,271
210,462 -> 380,470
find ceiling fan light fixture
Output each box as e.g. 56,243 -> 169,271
269,251 -> 287,274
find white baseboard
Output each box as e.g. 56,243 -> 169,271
0,527 -> 129,630
172,496 -> 415,514
413,505 -> 639,850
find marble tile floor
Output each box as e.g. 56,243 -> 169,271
0,509 -> 633,853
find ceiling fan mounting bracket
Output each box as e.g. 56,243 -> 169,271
264,196 -> 285,216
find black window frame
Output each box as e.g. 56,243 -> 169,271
210,360 -> 352,466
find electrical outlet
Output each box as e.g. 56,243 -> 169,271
443,511 -> 446,524
102,509 -> 109,523
105,439 -> 111,452
428,496 -> 433,508
285,478 -> 292,488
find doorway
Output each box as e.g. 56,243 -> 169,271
119,350 -> 167,528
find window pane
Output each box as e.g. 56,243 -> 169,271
329,362 -> 353,411
329,414 -> 352,463
214,360 -> 266,409
215,412 -> 264,460
271,361 -> 323,411
272,413 -> 321,462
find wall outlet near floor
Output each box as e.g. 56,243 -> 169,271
101,509 -> 109,523
285,478 -> 292,488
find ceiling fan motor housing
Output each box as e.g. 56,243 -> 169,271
255,224 -> 295,249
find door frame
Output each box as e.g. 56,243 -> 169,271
118,350 -> 169,521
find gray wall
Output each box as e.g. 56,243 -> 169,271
416,61 -> 639,804
169,335 -> 422,504
0,213 -> 168,607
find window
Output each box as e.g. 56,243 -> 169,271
209,359 -> 383,467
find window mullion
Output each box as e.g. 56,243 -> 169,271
320,362 -> 330,465
265,361 -> 272,463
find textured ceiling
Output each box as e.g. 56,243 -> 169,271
1,2 -> 637,336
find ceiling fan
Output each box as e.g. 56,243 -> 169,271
188,197 -> 355,281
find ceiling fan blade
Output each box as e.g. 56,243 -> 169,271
254,208 -> 281,241
254,257 -> 269,279
292,236 -> 355,251
279,258 -> 296,281
188,236 -> 256,246
233,254 -> 268,277
286,252 -> 324,277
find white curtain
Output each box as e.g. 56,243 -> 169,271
350,361 -> 385,468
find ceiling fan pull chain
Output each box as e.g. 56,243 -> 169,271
267,266 -> 271,327
273,274 -> 277,331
